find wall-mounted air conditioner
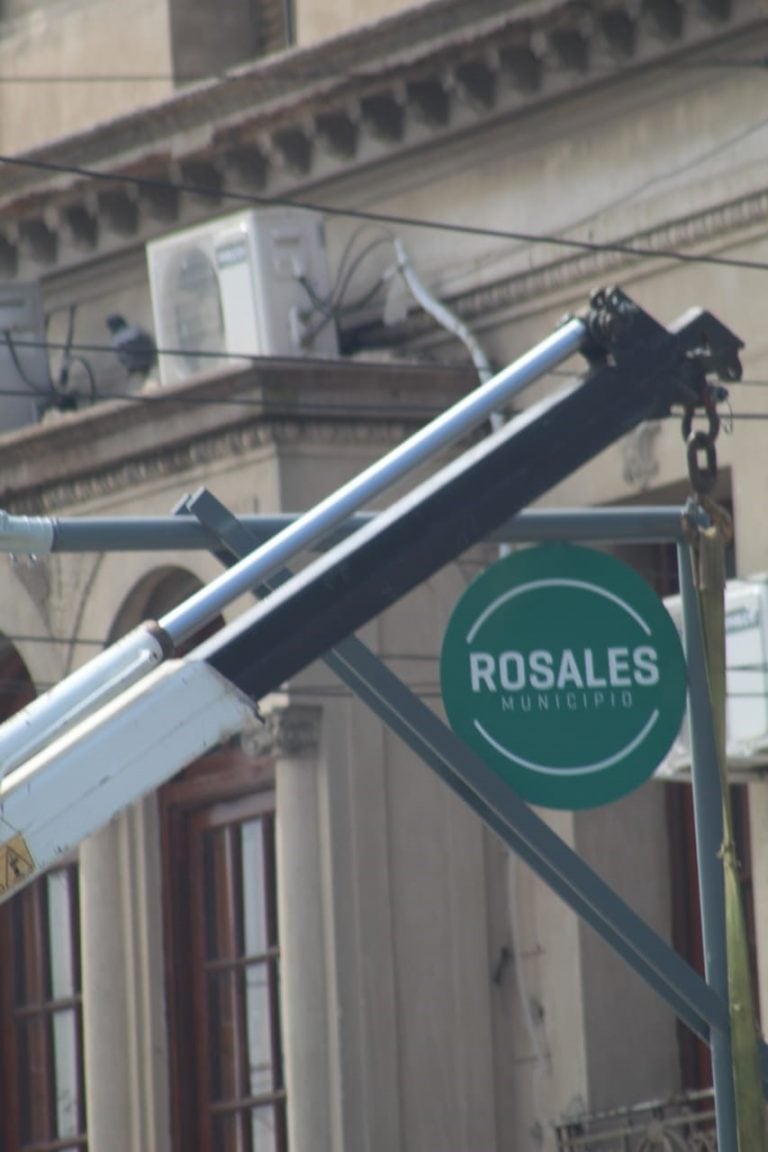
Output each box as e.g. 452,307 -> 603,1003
657,578 -> 768,780
0,282 -> 48,433
147,207 -> 338,385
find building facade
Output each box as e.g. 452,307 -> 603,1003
0,0 -> 768,1149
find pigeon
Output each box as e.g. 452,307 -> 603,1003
106,314 -> 158,377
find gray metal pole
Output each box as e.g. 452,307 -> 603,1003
677,542 -> 737,1151
0,505 -> 700,555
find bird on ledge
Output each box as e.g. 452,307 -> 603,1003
106,314 -> 158,378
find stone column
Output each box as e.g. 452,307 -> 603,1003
79,797 -> 172,1152
247,702 -> 333,1152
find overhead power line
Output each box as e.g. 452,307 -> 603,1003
3,152 -> 768,275
0,368 -> 764,419
0,51 -> 763,85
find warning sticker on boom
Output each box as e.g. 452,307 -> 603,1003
0,834 -> 35,895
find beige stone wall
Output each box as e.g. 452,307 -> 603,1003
0,0 -> 419,155
0,0 -> 172,153
294,0 -> 412,47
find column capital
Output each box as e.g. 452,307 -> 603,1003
241,699 -> 322,760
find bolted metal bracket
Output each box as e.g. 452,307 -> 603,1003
580,286 -> 743,420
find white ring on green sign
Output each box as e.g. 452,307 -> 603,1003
465,578 -> 652,643
473,708 -> 660,775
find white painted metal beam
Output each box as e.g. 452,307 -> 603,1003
0,659 -> 256,901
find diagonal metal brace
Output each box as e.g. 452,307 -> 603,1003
183,486 -> 768,1090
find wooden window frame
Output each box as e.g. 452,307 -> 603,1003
160,746 -> 286,1152
0,863 -> 87,1152
0,647 -> 86,1152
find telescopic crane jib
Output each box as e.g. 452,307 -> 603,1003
0,286 -> 743,895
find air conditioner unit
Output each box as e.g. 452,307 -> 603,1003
147,208 -> 338,385
0,282 -> 48,433
657,578 -> 768,780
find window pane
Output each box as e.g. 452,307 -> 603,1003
245,962 -> 273,1096
47,870 -> 76,999
52,1008 -> 82,1138
240,820 -> 267,956
250,1106 -> 278,1152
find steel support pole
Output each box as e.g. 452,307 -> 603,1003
677,542 -> 738,1151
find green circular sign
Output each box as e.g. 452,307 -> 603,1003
440,544 -> 687,809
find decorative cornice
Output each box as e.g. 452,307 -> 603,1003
0,0 -> 763,280
347,184 -> 768,350
0,359 -> 472,514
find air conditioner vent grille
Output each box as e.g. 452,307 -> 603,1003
147,208 -> 337,385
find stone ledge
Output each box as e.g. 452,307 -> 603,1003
0,357 -> 474,513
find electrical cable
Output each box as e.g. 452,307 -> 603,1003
0,50 -> 762,86
2,314 -> 100,412
35,82 -> 768,319
0,379 -> 765,421
2,97 -> 768,399
51,303 -> 88,406
434,107 -> 768,295
320,226 -> 394,314
0,380 -> 462,417
4,151 -> 768,275
3,331 -> 51,398
328,235 -> 394,311
64,355 -> 97,404
0,350 -> 764,421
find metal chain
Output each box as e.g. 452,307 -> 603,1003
682,391 -> 721,496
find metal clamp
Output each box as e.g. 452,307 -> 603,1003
687,431 -> 718,495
